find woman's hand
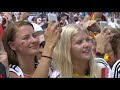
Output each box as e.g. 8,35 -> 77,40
44,20 -> 62,50
95,28 -> 113,54
32,20 -> 62,78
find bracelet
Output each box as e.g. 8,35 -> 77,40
41,55 -> 52,59
96,52 -> 105,58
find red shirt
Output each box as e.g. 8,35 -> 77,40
0,25 -> 4,39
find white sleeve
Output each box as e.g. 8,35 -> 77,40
95,58 -> 113,78
49,70 -> 60,78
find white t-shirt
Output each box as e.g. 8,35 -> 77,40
95,58 -> 113,78
108,22 -> 119,28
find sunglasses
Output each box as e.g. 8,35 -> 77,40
39,41 -> 45,48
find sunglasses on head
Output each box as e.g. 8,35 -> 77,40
39,41 -> 45,48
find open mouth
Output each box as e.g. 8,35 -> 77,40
82,48 -> 90,54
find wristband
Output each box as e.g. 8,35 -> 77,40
41,55 -> 52,59
96,52 -> 105,58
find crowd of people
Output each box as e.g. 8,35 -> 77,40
0,12 -> 120,78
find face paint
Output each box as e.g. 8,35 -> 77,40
13,25 -> 39,55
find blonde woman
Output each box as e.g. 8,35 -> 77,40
50,24 -> 102,78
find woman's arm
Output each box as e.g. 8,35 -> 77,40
32,20 -> 61,78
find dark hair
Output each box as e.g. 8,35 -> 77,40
31,17 -> 37,22
41,23 -> 48,30
39,41 -> 45,48
2,21 -> 34,66
110,33 -> 120,57
74,17 -> 78,22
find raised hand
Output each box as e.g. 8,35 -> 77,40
44,20 -> 62,50
32,20 -> 62,78
95,27 -> 113,54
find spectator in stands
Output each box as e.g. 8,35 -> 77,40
60,16 -> 68,27
37,18 -> 45,27
108,17 -> 119,28
50,24 -> 102,78
110,33 -> 120,78
2,20 -> 61,78
35,30 -> 45,61
31,17 -> 43,32
76,17 -> 84,26
95,28 -> 114,78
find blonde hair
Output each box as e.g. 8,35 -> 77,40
52,24 -> 101,78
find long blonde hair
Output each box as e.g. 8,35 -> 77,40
52,24 -> 101,78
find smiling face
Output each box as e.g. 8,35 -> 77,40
10,25 -> 39,56
71,31 -> 92,63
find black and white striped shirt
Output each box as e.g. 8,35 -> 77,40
9,64 -> 55,78
9,64 -> 24,77
112,59 -> 120,78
